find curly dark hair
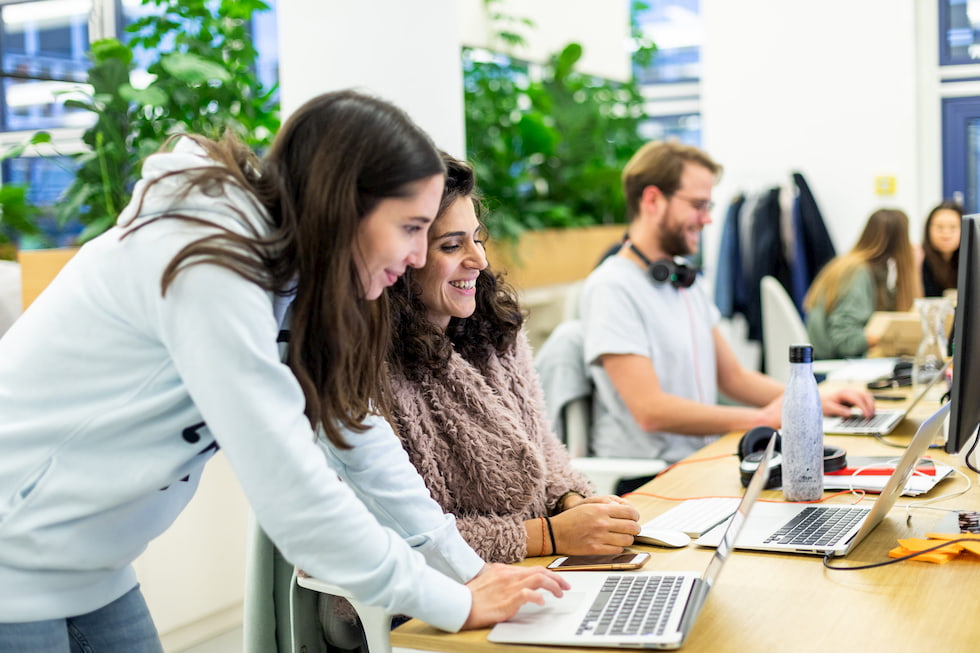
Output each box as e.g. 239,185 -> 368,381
387,154 -> 524,382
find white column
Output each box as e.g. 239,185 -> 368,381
277,0 -> 465,157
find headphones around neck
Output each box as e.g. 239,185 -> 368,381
627,241 -> 699,289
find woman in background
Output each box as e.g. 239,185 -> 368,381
921,200 -> 962,297
804,208 -> 921,359
386,154 -> 640,562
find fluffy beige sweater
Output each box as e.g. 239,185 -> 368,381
321,333 -> 594,632
389,332 -> 593,563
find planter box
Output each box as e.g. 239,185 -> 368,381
485,223 -> 625,290
18,247 -> 78,310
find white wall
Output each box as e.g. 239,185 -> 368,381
277,0 -> 466,156
458,0 -> 631,81
700,0 -> 933,273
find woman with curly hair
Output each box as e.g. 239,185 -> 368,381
386,153 -> 640,562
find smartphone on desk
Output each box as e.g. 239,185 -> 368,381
546,552 -> 650,571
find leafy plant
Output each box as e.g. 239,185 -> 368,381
464,1 -> 656,241
55,39 -> 164,242
125,0 -> 279,150
0,132 -> 54,249
11,0 -> 279,246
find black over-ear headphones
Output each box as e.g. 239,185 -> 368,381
737,426 -> 847,489
627,241 -> 698,289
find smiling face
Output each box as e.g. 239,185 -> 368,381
353,174 -> 444,300
656,162 -> 715,257
928,208 -> 961,259
414,196 -> 488,330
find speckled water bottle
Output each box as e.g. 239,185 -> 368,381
781,344 -> 824,501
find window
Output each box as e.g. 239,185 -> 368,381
940,0 -> 980,65
0,0 -> 92,131
0,0 -> 279,246
631,0 -> 702,146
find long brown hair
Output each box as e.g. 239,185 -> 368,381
125,90 -> 445,448
387,154 -> 523,382
804,208 -> 921,314
922,200 -> 962,291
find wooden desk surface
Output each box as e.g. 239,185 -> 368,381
393,397 -> 980,652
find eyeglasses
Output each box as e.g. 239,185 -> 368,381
670,193 -> 714,214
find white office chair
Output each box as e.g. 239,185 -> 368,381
242,515 -> 392,653
760,276 -> 847,382
760,275 -> 810,383
535,320 -> 666,496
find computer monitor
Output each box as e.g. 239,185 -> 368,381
945,213 -> 980,472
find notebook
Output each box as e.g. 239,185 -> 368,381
696,401 -> 951,557
487,436 -> 778,650
822,456 -> 954,496
822,357 -> 949,436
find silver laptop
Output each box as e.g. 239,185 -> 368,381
822,358 -> 949,436
696,401 -> 951,557
487,436 -> 778,650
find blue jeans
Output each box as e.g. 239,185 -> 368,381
0,586 -> 163,653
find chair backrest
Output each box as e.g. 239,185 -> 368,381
535,319 -> 668,495
243,516 -> 329,653
242,515 -> 390,653
534,319 -> 593,455
761,275 -> 808,383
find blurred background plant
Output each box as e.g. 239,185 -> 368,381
464,0 -> 656,241
0,0 -> 278,250
0,132 -> 51,249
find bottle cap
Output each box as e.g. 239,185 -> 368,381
789,344 -> 813,363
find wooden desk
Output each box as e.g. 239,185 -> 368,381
393,400 -> 980,652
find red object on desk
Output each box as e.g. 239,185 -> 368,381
826,463 -> 937,476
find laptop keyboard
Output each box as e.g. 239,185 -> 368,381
765,506 -> 870,547
642,498 -> 742,537
576,574 -> 686,637
836,411 -> 896,429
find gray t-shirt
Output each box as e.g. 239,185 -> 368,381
580,256 -> 721,464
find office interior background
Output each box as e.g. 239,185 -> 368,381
0,0 -> 977,650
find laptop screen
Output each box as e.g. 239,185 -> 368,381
702,434 -> 777,587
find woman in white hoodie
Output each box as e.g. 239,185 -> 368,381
0,90 -> 564,651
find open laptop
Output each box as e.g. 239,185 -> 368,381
696,401 -> 951,557
822,357 -> 950,436
487,436 -> 778,650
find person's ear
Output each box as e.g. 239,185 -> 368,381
639,185 -> 667,215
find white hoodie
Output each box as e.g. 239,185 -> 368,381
0,140 -> 482,628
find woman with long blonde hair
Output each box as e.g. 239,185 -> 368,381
804,208 -> 921,359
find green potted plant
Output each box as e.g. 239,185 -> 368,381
16,0 -> 279,304
464,0 -> 656,287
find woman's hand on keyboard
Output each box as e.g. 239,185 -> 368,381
463,563 -> 570,630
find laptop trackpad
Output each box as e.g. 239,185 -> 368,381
510,590 -> 588,620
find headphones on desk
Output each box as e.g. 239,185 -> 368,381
737,426 -> 847,489
627,241 -> 699,289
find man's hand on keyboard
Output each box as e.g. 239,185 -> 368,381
820,387 -> 875,419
